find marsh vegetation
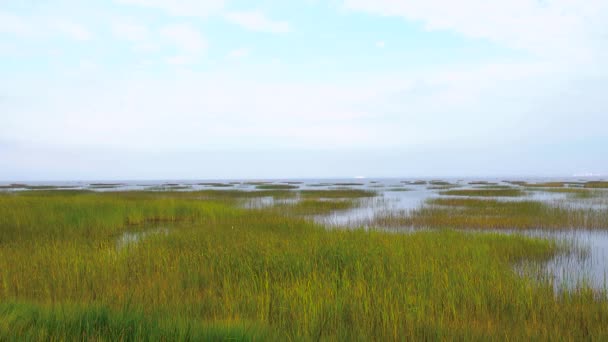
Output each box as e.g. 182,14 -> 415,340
1,179 -> 608,340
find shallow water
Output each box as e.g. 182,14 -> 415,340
116,228 -> 169,250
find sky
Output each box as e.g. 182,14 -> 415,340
1,0 -> 607,180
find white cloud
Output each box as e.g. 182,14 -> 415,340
115,0 -> 225,17
225,11 -> 291,33
0,11 -> 35,36
160,23 -> 206,54
111,20 -> 149,42
228,47 -> 250,58
376,41 -> 385,48
342,0 -> 608,62
0,11 -> 92,41
52,20 -> 92,41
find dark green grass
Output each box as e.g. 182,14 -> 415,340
300,189 -> 376,199
198,182 -> 234,187
440,188 -> 525,197
256,184 -> 299,190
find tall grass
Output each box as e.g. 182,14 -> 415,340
374,198 -> 608,230
0,191 -> 608,339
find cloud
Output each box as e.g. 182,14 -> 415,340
227,47 -> 250,58
342,0 -> 608,62
160,23 -> 206,54
0,11 -> 35,36
111,20 -> 149,42
52,20 -> 92,41
376,41 -> 385,48
115,0 -> 225,17
0,11 -> 91,41
225,11 -> 291,33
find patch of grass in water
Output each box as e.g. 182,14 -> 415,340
256,184 -> 299,190
525,182 -> 566,188
429,180 -> 452,186
330,182 -> 365,186
530,187 -> 598,199
300,189 -> 376,199
504,180 -> 528,186
374,197 -> 608,230
585,181 -> 608,189
474,185 -> 515,190
404,180 -> 427,185
469,181 -> 498,185
427,185 -> 461,190
0,184 -> 27,189
440,189 -> 525,197
198,182 -> 234,187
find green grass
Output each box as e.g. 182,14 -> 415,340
374,197 -> 608,230
530,187 -> 599,199
585,181 -> 608,189
1,191 -> 608,339
198,182 -> 234,187
524,182 -> 566,188
300,189 -> 376,199
256,184 -> 299,190
440,189 -> 525,197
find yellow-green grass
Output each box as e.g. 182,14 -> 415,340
198,182 -> 234,187
256,184 -> 300,190
1,192 -> 608,340
585,181 -> 608,189
525,182 -> 566,188
440,189 -> 525,197
375,198 -> 608,230
529,187 -> 600,199
474,185 -> 514,190
300,189 -> 376,199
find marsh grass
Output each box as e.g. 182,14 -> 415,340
525,182 -> 567,188
586,182 -> 608,189
440,188 -> 525,197
198,182 -> 234,187
1,191 -> 608,339
300,189 -> 376,199
374,198 -> 608,230
474,185 -> 514,190
256,184 -> 299,190
530,188 -> 600,199
469,181 -> 498,185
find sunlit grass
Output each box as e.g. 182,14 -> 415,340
1,191 -> 608,339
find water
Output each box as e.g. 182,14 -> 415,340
116,228 -> 170,250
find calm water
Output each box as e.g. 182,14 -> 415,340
3,177 -> 608,291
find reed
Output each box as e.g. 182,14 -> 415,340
1,191 -> 608,340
